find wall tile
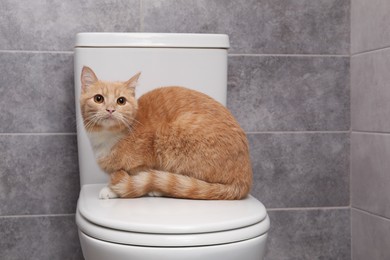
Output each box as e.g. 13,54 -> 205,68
0,135 -> 79,216
143,0 -> 349,54
352,209 -> 390,260
265,209 -> 350,260
248,133 -> 349,208
0,215 -> 83,260
0,52 -> 75,133
351,49 -> 390,132
0,0 -> 140,51
351,133 -> 390,218
351,0 -> 390,54
228,56 -> 350,132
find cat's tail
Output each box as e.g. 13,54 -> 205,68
109,170 -> 251,200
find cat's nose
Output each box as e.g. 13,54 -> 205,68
106,109 -> 116,114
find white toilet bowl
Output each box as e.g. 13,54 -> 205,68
76,184 -> 269,260
74,33 -> 270,259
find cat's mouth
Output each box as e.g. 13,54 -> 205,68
98,115 -> 120,127
84,113 -> 128,130
103,116 -> 119,124
104,115 -> 115,120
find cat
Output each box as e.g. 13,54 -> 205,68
80,66 -> 253,200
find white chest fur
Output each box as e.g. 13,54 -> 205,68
87,131 -> 125,159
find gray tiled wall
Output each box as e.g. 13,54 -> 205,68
0,1 -> 351,259
0,215 -> 82,260
143,0 -> 350,54
351,50 -> 390,131
228,56 -> 350,131
351,209 -> 390,260
351,0 -> 390,259
249,133 -> 349,209
0,53 -> 75,133
0,0 -> 140,51
267,209 -> 350,260
351,0 -> 390,54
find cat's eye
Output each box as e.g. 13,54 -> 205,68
94,94 -> 104,103
117,97 -> 126,105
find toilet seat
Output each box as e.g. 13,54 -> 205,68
76,184 -> 270,247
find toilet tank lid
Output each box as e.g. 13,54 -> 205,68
78,184 -> 268,234
75,33 -> 230,49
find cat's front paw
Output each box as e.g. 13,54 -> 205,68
99,186 -> 119,199
148,191 -> 163,197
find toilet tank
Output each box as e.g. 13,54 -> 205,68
74,33 -> 230,186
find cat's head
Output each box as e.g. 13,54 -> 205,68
80,66 -> 140,132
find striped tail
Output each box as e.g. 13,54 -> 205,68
109,170 -> 251,200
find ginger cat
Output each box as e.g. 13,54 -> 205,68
80,66 -> 252,200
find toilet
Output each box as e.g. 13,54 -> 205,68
74,33 -> 270,260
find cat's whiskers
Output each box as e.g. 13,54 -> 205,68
83,116 -> 94,131
117,114 -> 134,132
84,120 -> 97,131
113,115 -> 138,143
84,114 -> 102,131
131,118 -> 143,126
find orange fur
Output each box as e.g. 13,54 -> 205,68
80,66 -> 252,200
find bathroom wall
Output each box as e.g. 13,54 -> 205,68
0,1 -> 350,259
351,0 -> 390,259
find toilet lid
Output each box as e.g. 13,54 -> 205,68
78,184 -> 267,234
75,33 -> 230,49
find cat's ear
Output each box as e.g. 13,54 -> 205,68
125,72 -> 141,90
81,66 -> 98,92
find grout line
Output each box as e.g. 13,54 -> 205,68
352,207 -> 390,221
348,45 -> 354,257
349,0 -> 352,58
0,213 -> 75,219
351,45 -> 390,57
228,53 -> 349,58
0,50 -> 73,54
349,50 -> 352,206
0,133 -> 76,136
246,131 -> 349,134
349,128 -> 352,207
351,130 -> 390,135
267,206 -> 350,212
